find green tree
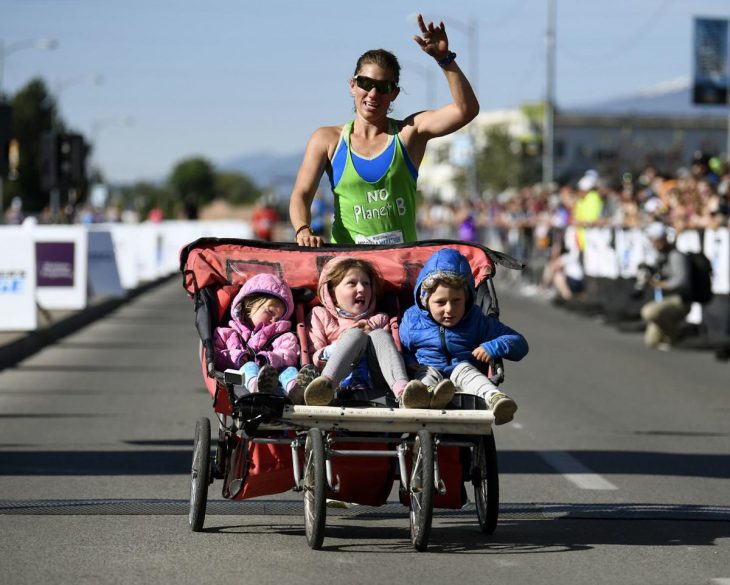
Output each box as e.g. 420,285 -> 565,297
474,124 -> 522,193
3,78 -> 63,212
215,171 -> 262,205
118,181 -> 174,219
168,157 -> 216,216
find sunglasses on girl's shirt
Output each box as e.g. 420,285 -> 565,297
353,75 -> 398,95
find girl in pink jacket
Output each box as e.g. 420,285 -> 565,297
213,273 -> 317,403
303,256 -> 427,407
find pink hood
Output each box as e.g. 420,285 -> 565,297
316,256 -> 379,319
306,256 -> 389,368
230,273 -> 294,323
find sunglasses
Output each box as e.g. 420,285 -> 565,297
353,75 -> 398,95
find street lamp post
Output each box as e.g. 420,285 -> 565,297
441,16 -> 479,200
400,59 -> 436,109
0,38 -> 58,98
51,74 -> 104,120
543,0 -> 556,187
408,14 -> 480,199
88,116 -> 134,177
0,37 -> 58,222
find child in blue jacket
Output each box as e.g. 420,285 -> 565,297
399,248 -> 529,423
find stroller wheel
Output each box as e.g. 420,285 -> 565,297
302,428 -> 326,549
409,429 -> 434,552
189,417 -> 211,532
472,433 -> 499,534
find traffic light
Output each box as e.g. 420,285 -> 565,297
58,133 -> 87,185
0,104 -> 12,178
39,132 -> 88,189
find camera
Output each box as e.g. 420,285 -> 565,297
632,263 -> 657,298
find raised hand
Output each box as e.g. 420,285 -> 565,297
412,13 -> 450,61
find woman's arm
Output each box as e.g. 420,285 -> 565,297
289,126 -> 339,247
402,14 -> 479,149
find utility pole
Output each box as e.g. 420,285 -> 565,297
543,0 -> 556,187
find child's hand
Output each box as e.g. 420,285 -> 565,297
472,346 -> 491,364
355,320 -> 373,333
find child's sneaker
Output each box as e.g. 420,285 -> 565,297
486,391 -> 517,425
399,380 -> 430,409
304,376 -> 334,406
428,379 -> 456,410
289,364 -> 319,405
257,365 -> 279,394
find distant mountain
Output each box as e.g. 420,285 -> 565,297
219,151 -> 303,189
219,150 -> 330,203
563,77 -> 727,118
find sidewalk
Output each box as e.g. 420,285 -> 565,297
0,275 -> 175,370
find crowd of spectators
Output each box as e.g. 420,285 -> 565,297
417,152 -> 730,289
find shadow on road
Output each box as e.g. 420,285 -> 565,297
1,448 -> 729,478
201,516 -> 730,552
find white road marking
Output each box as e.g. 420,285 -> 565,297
540,451 -> 618,490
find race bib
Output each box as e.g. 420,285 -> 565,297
354,231 -> 404,245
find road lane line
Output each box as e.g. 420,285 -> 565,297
539,451 -> 618,490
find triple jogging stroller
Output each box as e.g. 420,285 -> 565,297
179,238 -> 523,550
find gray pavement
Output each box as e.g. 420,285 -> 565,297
0,278 -> 728,585
0,276 -> 175,371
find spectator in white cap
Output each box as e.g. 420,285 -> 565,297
639,222 -> 692,350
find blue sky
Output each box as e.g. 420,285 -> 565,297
2,0 -> 729,184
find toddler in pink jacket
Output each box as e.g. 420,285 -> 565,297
214,273 -> 317,403
303,256 -> 427,407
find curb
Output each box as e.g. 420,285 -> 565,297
0,274 -> 176,371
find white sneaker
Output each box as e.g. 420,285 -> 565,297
304,376 -> 334,406
486,391 -> 518,425
399,380 -> 430,409
428,379 -> 455,409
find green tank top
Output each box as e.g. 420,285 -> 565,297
330,120 -> 418,244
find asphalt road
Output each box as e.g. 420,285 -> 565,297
1,277 -> 728,585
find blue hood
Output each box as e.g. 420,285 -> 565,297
414,248 -> 475,310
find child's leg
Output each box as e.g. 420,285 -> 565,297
368,328 -> 408,392
321,328 -> 369,386
278,366 -> 298,397
450,362 -> 496,399
451,362 -> 517,425
414,365 -> 444,386
240,361 -> 260,393
305,328 -> 368,406
368,329 -> 430,407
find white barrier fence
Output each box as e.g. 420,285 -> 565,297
574,226 -> 730,295
569,226 -> 730,336
0,220 -> 251,332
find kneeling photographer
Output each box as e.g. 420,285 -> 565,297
639,222 -> 692,350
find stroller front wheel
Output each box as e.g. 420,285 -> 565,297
409,429 -> 435,551
189,417 -> 211,532
303,428 -> 327,549
473,433 -> 499,534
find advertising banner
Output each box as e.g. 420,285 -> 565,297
0,229 -> 37,331
693,18 -> 729,105
87,230 -> 124,298
33,226 -> 88,310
